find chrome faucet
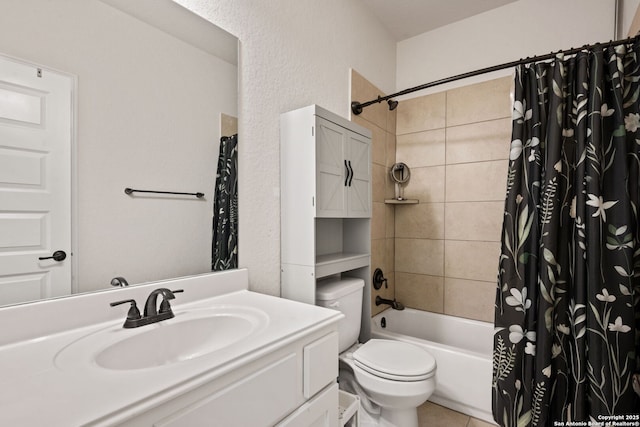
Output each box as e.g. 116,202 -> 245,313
110,288 -> 184,328
375,295 -> 405,311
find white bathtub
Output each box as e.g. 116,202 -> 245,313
371,308 -> 494,424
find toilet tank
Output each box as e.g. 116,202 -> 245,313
316,276 -> 364,353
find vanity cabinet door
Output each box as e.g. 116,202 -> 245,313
154,354 -> 298,427
276,383 -> 339,427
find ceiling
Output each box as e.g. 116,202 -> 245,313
361,0 -> 520,41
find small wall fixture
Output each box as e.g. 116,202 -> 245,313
385,163 -> 418,204
390,163 -> 410,200
373,268 -> 388,290
351,95 -> 399,115
124,187 -> 204,199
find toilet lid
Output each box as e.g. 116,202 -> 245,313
353,339 -> 436,381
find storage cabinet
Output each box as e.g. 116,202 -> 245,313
281,105 -> 371,341
315,116 -> 370,218
120,331 -> 340,427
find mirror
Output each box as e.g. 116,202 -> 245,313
0,0 -> 238,307
390,162 -> 410,200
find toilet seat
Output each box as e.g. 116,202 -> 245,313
353,339 -> 436,381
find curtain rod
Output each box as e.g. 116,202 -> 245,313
351,34 -> 640,115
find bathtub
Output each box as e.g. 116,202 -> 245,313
371,308 -> 494,424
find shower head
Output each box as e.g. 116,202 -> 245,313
387,99 -> 398,111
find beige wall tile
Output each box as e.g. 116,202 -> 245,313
370,122 -> 387,166
371,237 -> 387,276
372,163 -> 386,203
446,118 -> 511,164
395,273 -> 444,313
385,237 -> 394,269
444,240 -> 500,282
371,202 -> 386,240
385,131 -> 396,167
404,165 -> 445,202
387,108 -> 397,134
445,201 -> 503,242
396,203 -> 444,239
445,160 -> 508,202
396,92 -> 446,135
385,204 -> 395,238
351,114 -> 371,133
444,277 -> 496,322
397,129 -> 446,167
385,174 -> 396,201
221,113 -> 238,136
395,238 -> 444,276
446,77 -> 513,127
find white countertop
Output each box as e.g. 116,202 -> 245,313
0,271 -> 341,426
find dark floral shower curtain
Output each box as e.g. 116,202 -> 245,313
212,134 -> 238,271
494,42 -> 640,426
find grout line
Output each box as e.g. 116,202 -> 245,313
396,116 -> 511,137
443,90 -> 448,315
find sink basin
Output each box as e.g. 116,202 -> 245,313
55,306 -> 269,371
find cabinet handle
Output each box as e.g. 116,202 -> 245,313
344,160 -> 350,186
347,161 -> 354,187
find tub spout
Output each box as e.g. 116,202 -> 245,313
375,295 -> 405,310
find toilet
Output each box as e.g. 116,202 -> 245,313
316,276 -> 436,427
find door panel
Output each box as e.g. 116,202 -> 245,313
346,132 -> 371,217
0,55 -> 72,305
315,118 -> 346,217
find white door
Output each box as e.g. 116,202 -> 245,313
0,55 -> 72,305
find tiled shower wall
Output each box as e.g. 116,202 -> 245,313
350,71 -> 512,322
394,77 -> 512,322
350,70 -> 397,316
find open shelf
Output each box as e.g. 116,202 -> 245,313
385,198 -> 419,204
315,252 -> 369,278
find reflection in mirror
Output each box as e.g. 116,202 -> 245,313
0,0 -> 238,307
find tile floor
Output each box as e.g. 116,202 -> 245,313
417,402 -> 497,427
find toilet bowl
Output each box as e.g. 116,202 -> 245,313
316,277 -> 437,427
340,340 -> 436,426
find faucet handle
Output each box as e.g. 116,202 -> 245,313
159,289 -> 184,313
166,288 -> 184,298
110,299 -> 142,321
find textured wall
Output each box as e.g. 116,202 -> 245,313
397,0 -> 616,96
176,0 -> 397,295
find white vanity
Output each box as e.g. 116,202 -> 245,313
0,269 -> 343,426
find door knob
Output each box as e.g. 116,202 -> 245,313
39,250 -> 67,262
